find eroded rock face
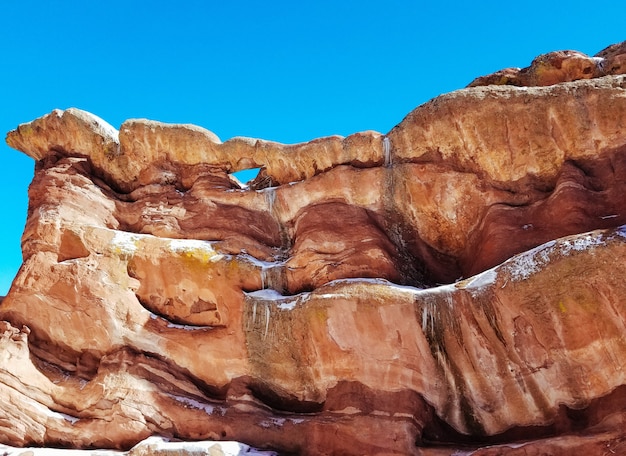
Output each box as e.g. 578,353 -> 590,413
3,42 -> 626,455
468,41 -> 626,87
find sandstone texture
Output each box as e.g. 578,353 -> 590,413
2,42 -> 626,455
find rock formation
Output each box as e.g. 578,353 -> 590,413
2,42 -> 626,455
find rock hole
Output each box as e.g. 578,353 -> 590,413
231,167 -> 261,185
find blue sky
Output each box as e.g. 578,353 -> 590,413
1,1 -> 625,294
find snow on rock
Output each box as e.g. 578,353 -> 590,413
0,437 -> 278,456
505,229 -> 613,282
3,42 -> 626,456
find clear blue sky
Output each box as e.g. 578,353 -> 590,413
1,1 -> 624,294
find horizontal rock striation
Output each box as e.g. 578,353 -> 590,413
2,42 -> 626,455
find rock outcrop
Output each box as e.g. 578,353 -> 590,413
2,42 -> 626,455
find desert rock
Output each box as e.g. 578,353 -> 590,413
2,42 -> 626,455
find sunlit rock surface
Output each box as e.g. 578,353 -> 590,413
3,42 -> 626,455
0,437 -> 277,455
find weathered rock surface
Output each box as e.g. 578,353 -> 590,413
2,42 -> 626,455
0,437 -> 277,455
468,41 -> 626,87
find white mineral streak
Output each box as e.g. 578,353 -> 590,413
264,304 -> 270,339
421,300 -> 436,334
263,186 -> 277,217
383,136 -> 392,167
240,254 -> 285,291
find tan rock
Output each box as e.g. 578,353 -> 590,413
468,40 -> 626,87
3,42 -> 626,455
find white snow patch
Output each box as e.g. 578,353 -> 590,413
326,277 -> 460,297
453,441 -> 530,455
506,229 -> 614,281
26,398 -> 79,424
464,268 -> 498,290
240,256 -> 286,292
277,300 -> 298,311
134,436 -> 277,455
109,230 -> 228,263
506,240 -> 557,281
316,293 -> 341,299
58,412 -> 80,424
147,310 -> 212,330
166,321 -> 212,330
594,56 -> 606,72
289,418 -> 305,424
168,239 -> 224,262
558,233 -> 605,255
246,289 -> 301,311
166,394 -> 223,416
111,230 -> 227,263
247,289 -> 285,300
66,108 -> 119,141
259,417 -> 286,428
240,254 -> 281,269
0,447 -> 112,455
111,231 -> 142,255
331,406 -> 361,415
328,277 -> 408,290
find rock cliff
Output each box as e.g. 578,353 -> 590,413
2,42 -> 626,455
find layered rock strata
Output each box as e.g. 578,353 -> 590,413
2,42 -> 626,455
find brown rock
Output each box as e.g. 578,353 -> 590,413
3,42 -> 626,455
469,41 -> 626,87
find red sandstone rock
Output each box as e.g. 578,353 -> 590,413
3,43 -> 626,455
468,40 -> 626,87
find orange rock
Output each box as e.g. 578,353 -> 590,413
3,42 -> 626,455
468,40 -> 626,87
